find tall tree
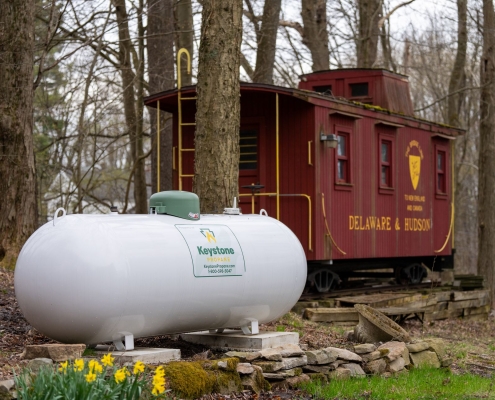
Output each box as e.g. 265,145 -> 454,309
0,0 -> 38,268
148,0 -> 175,193
478,0 -> 495,306
175,0 -> 194,87
193,0 -> 242,213
301,0 -> 329,71
247,0 -> 282,84
448,0 -> 470,271
113,0 -> 148,213
356,0 -> 382,67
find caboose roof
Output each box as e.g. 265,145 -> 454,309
144,82 -> 464,138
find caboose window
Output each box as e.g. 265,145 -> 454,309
239,129 -> 258,170
437,150 -> 446,193
380,140 -> 392,187
350,82 -> 369,97
314,85 -> 332,95
336,134 -> 349,182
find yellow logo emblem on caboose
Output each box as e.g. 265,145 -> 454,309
200,228 -> 217,243
405,141 -> 424,191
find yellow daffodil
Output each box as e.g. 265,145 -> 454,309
58,361 -> 68,373
114,367 -> 130,384
151,366 -> 166,395
88,360 -> 103,374
101,353 -> 114,367
73,358 -> 84,372
133,361 -> 145,375
85,371 -> 97,383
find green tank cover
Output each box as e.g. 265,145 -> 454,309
149,191 -> 200,220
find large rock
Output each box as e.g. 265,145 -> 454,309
27,358 -> 54,372
241,365 -> 271,393
225,351 -> 261,362
305,349 -> 335,365
354,344 -> 377,354
286,374 -> 311,388
377,342 -> 407,362
303,365 -> 332,374
23,344 -> 86,362
341,363 -> 366,377
275,343 -> 305,358
263,368 -> 302,380
281,355 -> 307,370
424,338 -> 447,359
252,361 -> 283,372
364,359 -> 386,375
406,341 -> 430,353
324,347 -> 362,362
387,357 -> 406,373
402,347 -> 411,366
410,351 -> 441,368
260,348 -> 282,361
237,363 -> 254,375
0,380 -> 14,400
362,350 -> 382,362
328,367 -> 351,380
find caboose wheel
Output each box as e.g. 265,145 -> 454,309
395,263 -> 427,285
307,269 -> 341,293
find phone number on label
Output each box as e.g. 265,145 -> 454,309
207,268 -> 233,274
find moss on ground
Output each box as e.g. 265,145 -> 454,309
164,358 -> 243,399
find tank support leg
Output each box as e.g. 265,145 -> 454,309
113,333 -> 134,351
208,329 -> 225,334
240,318 -> 259,335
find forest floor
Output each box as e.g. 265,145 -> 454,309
3,267 -> 495,398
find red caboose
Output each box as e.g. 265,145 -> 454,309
144,68 -> 463,292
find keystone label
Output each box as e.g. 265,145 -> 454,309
176,224 -> 246,277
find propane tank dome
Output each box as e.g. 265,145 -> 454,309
149,190 -> 200,220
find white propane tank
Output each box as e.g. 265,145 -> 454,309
15,191 -> 307,348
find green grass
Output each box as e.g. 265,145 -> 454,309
301,368 -> 495,399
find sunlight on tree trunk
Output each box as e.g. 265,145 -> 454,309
0,0 -> 38,268
193,0 -> 242,213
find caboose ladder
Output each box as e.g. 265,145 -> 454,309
177,48 -> 196,191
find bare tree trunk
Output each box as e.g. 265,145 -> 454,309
301,0 -> 329,71
113,0 -> 148,213
357,0 -> 382,68
448,0 -> 470,273
148,0 -> 175,193
193,0 -> 242,213
252,0 -> 282,84
175,0 -> 194,87
448,0 -> 467,127
0,0 -> 38,268
478,0 -> 495,306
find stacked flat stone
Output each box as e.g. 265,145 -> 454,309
228,337 -> 450,388
226,343 -> 311,390
406,338 -> 452,368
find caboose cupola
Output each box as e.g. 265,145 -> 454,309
298,69 -> 414,117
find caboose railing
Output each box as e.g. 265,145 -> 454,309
238,192 -> 312,252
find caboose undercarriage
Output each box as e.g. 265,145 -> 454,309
307,253 -> 454,293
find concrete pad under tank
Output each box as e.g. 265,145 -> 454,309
181,330 -> 299,351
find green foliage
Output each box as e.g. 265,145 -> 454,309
301,368 -> 495,399
14,357 -> 164,400
163,361 -> 215,399
163,359 -> 244,399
